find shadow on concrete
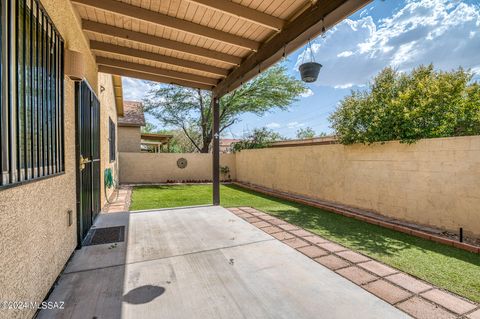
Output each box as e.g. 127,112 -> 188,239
123,285 -> 166,304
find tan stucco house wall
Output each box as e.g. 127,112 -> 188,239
118,126 -> 142,152
98,74 -> 119,205
0,1 -> 118,318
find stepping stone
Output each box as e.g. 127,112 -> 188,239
303,235 -> 329,245
397,296 -> 456,319
467,309 -> 480,319
336,250 -> 370,263
363,279 -> 412,304
290,229 -> 312,237
421,289 -> 477,315
315,255 -> 350,270
297,245 -> 328,258
336,266 -> 377,285
358,260 -> 398,277
282,237 -> 309,249
251,221 -> 270,228
278,224 -> 299,231
318,242 -> 347,253
258,214 -> 278,221
271,231 -> 295,241
268,218 -> 288,226
245,216 -> 261,223
262,226 -> 282,234
385,273 -> 432,294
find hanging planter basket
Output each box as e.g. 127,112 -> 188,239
299,62 -> 322,83
299,39 -> 322,83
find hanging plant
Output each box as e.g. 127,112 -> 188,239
299,39 -> 322,83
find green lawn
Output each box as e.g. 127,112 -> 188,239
130,184 -> 480,303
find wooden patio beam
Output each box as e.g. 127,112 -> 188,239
213,0 -> 372,96
82,20 -> 243,65
90,41 -> 230,77
72,0 -> 259,50
185,0 -> 284,31
96,56 -> 219,86
98,65 -> 214,91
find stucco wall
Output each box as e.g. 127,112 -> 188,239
98,73 -> 118,206
235,136 -> 480,237
119,153 -> 236,184
118,126 -> 141,152
0,1 -> 101,318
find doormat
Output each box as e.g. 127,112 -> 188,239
83,226 -> 125,246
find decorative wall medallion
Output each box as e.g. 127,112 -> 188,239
177,158 -> 188,169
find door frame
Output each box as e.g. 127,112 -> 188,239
75,80 -> 100,248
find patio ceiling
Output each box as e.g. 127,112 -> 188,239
71,0 -> 371,96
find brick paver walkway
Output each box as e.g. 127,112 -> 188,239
102,185 -> 132,213
228,206 -> 479,319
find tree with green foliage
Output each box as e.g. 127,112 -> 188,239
140,121 -> 199,153
296,127 -> 316,139
329,65 -> 480,144
144,65 -> 307,153
141,122 -> 157,133
232,127 -> 283,152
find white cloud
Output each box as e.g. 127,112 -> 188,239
337,51 -> 353,57
287,121 -> 305,129
122,77 -> 151,101
300,88 -> 314,98
296,0 -> 480,88
266,122 -> 281,128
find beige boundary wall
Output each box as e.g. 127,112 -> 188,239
235,136 -> 480,237
119,153 -> 236,183
119,137 -> 480,236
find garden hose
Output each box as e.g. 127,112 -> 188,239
104,168 -> 115,204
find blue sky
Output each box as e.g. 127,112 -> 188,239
123,0 -> 480,139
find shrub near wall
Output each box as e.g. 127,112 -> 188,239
235,136 -> 480,237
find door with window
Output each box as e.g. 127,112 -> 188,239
76,81 -> 100,242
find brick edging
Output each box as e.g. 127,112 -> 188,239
228,207 -> 480,319
232,182 -> 479,254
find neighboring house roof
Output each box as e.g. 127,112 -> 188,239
141,133 -> 173,143
118,101 -> 145,127
270,136 -> 338,148
220,139 -> 241,146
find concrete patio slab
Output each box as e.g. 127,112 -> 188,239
39,206 -> 410,319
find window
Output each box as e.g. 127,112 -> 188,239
109,117 -> 116,162
1,0 -> 64,188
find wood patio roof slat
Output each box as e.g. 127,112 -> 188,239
96,56 -> 220,85
82,20 -> 243,65
73,0 -> 261,50
90,41 -> 230,77
98,65 -> 214,90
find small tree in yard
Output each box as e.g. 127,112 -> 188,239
232,127 -> 283,152
329,65 -> 480,144
144,65 -> 307,153
296,127 -> 316,139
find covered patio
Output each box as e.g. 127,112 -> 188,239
38,206 -> 409,319
40,0 -> 414,318
68,0 -> 372,205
